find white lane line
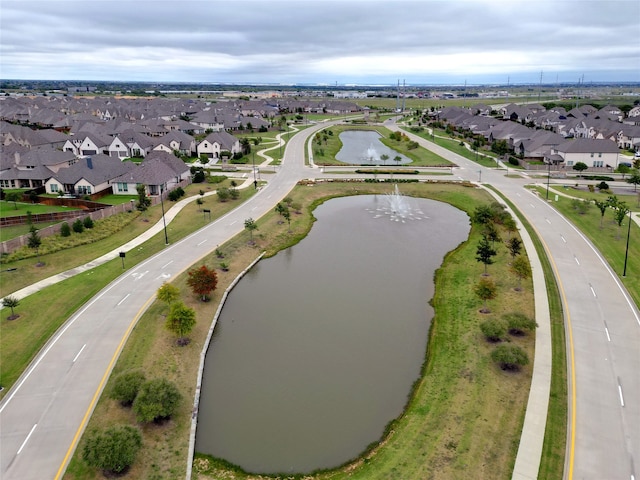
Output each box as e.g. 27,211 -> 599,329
73,344 -> 86,363
529,203 -> 536,208
251,206 -> 258,211
197,239 -> 207,246
229,220 -> 237,226
560,235 -> 566,243
161,260 -> 173,269
618,380 -> 625,407
575,256 -> 580,265
604,325 -> 611,342
590,284 -> 597,297
546,218 -> 551,224
17,424 -> 38,454
516,192 -> 521,197
117,293 -> 130,306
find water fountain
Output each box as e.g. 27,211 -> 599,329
368,184 -> 426,222
364,144 -> 380,163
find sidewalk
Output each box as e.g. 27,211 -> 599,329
3,177 -> 255,303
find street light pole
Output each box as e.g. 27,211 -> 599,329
160,184 -> 169,245
252,151 -> 257,189
623,208 -> 632,276
546,160 -> 551,200
478,170 -> 482,183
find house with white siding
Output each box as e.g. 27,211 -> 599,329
549,138 -> 620,169
196,131 -> 240,160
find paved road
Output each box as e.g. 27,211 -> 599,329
0,120 -> 335,480
1,119 -> 638,480
399,128 -> 640,480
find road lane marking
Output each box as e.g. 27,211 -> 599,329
574,256 -> 580,265
618,379 -> 625,407
197,239 -> 207,246
54,295 -> 156,480
229,220 -> 237,225
546,218 -> 551,224
604,325 -> 611,342
161,260 -> 173,269
589,284 -> 597,297
529,203 -> 535,208
561,235 -> 566,243
73,344 -> 86,363
117,294 -> 130,306
17,424 -> 37,455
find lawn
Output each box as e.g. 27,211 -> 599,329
59,181 -> 536,480
0,200 -> 80,218
310,124 -> 451,167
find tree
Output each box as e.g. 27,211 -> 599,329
72,218 -> 84,233
157,282 -> 180,305
60,222 -> 71,237
472,205 -> 493,225
5,191 -> 20,209
476,234 -> 497,275
216,187 -> 230,202
196,197 -> 204,210
480,319 -> 507,342
503,312 -> 538,336
244,217 -> 258,244
593,199 -> 609,228
505,237 -> 522,260
83,216 -> 94,229
474,277 -> 497,313
380,154 -> 389,165
27,225 -> 42,264
165,301 -> 196,345
483,222 -> 502,245
394,155 -> 402,166
133,378 -> 182,423
187,265 -> 218,301
627,168 -> 640,192
82,425 -> 142,474
282,207 -> 291,228
616,163 -> 630,179
572,162 -> 588,174
136,184 -> 151,211
2,295 -> 20,320
491,345 -> 529,371
110,371 -> 146,406
511,255 -> 532,291
503,216 -> 518,238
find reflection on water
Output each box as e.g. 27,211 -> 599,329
335,130 -> 411,165
195,195 -> 469,474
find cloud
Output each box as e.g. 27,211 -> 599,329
1,0 -> 638,83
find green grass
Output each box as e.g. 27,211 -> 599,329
310,125 -> 450,167
0,200 -> 80,218
489,186 -> 567,480
533,186 -> 640,306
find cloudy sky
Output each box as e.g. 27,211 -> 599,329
1,0 -> 639,85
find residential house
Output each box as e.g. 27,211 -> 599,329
150,130 -> 196,156
45,154 -> 135,196
0,147 -> 78,189
514,131 -> 564,159
196,131 -> 240,160
549,138 -> 620,169
111,151 -> 190,196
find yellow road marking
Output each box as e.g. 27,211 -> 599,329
54,295 -> 155,479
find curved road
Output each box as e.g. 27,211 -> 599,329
1,119 -> 638,480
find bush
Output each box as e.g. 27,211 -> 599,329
503,313 -> 538,336
110,371 -> 146,406
597,181 -> 609,191
82,425 -> 142,474
60,222 -> 71,237
480,319 -> 507,342
72,219 -> 84,233
491,345 -> 529,371
83,216 -> 94,229
133,378 -> 182,423
508,157 -> 519,166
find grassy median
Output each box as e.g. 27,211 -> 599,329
59,181 -> 536,480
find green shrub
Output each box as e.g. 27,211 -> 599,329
82,425 -> 142,474
491,345 -> 529,371
110,371 -> 146,406
508,157 -> 519,166
133,378 -> 182,423
60,222 -> 71,237
83,216 -> 94,229
503,312 -> 538,336
72,219 -> 84,233
480,319 -> 507,342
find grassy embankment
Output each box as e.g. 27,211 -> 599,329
0,181 -> 254,394
61,181 -> 536,480
310,124 -> 452,168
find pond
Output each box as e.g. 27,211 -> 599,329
195,193 -> 470,474
335,130 -> 412,165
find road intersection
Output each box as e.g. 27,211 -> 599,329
1,120 -> 638,480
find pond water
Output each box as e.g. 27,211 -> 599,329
195,193 -> 469,474
335,130 -> 412,165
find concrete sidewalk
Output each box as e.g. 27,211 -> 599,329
3,177 -> 256,303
